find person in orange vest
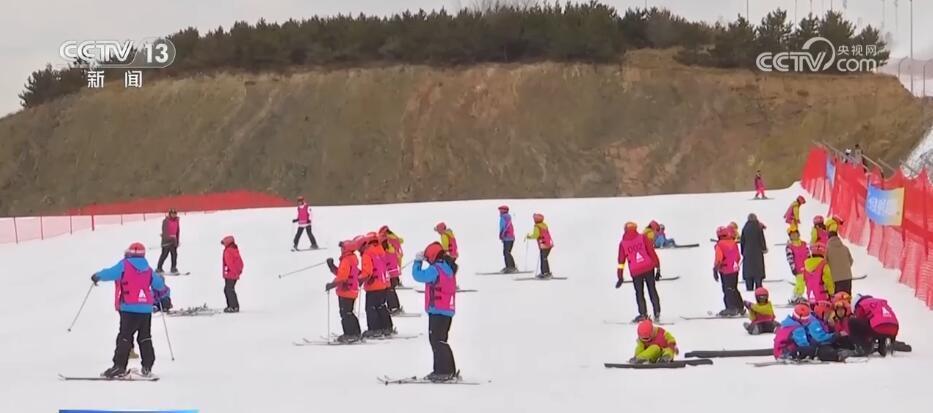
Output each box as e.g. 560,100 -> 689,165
325,238 -> 363,343
525,213 -> 554,278
713,226 -> 745,317
434,222 -> 459,263
616,222 -> 662,322
359,233 -> 394,338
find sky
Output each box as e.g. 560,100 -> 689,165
0,0 -> 930,116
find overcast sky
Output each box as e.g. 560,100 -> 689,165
0,0 -> 929,116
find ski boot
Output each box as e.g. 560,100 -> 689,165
337,334 -> 361,344
362,330 -> 382,339
736,306 -> 747,316
653,312 -> 661,322
170,268 -> 180,275
717,308 -> 736,317
223,307 -> 239,313
627,357 -> 646,365
658,354 -> 675,363
155,268 -> 164,274
380,327 -> 398,338
631,314 -> 649,323
139,366 -> 153,377
311,244 -> 320,250
101,365 -> 128,379
535,272 -> 553,279
424,370 -> 460,383
503,267 -> 519,274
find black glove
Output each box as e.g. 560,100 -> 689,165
324,282 -> 336,292
91,273 -> 100,286
292,219 -> 298,223
326,258 -> 337,274
615,278 -> 624,289
654,268 -> 661,281
712,268 -> 719,282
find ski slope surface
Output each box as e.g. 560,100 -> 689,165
1,184 -> 931,412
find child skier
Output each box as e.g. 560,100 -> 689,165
152,285 -> 173,313
713,226 -> 744,317
803,242 -> 834,302
221,235 -> 244,313
380,226 -> 405,314
525,213 -> 554,278
811,216 -> 829,245
434,222 -> 459,262
654,224 -> 678,248
156,209 -> 180,274
754,170 -> 766,199
498,205 -> 518,273
785,227 -> 810,304
360,233 -> 394,337
325,239 -> 363,343
851,295 -> 899,356
630,319 -> 678,364
729,222 -> 741,243
412,242 -> 459,382
773,303 -> 846,362
292,196 -> 319,250
643,221 -> 660,245
743,288 -> 778,334
616,222 -> 662,322
91,242 -> 166,378
784,196 -> 806,226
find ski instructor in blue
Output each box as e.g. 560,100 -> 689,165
91,242 -> 166,378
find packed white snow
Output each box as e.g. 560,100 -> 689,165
1,183 -> 931,412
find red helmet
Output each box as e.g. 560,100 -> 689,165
813,215 -> 824,225
624,222 -> 638,232
793,303 -> 811,320
754,287 -> 769,300
810,242 -> 827,256
423,242 -> 444,263
716,226 -> 729,239
813,300 -> 833,320
339,239 -> 356,254
434,222 -> 447,233
797,195 -> 806,204
649,220 -> 660,231
297,195 -> 305,202
832,291 -> 851,304
352,235 -> 367,251
125,242 -> 146,257
498,205 -> 509,212
221,235 -> 235,246
533,213 -> 544,223
636,319 -> 655,341
365,232 -> 378,244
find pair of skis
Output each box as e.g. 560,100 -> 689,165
622,276 -> 680,284
604,359 -> 713,369
475,270 -> 567,281
378,373 -> 487,385
59,369 -> 159,382
748,358 -> 869,367
295,333 -> 423,346
680,311 -> 747,321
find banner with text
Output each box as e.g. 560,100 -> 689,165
865,183 -> 904,226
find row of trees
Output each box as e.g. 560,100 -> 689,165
19,1 -> 889,109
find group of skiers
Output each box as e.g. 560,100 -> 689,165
783,196 -> 854,304
497,205 -> 554,278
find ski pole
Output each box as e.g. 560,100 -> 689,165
277,261 -> 326,279
160,304 -> 176,361
523,239 -> 531,272
67,283 -> 95,332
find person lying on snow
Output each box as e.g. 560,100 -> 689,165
653,224 -> 679,248
773,303 -> 851,362
629,319 -> 678,364
743,287 -> 778,335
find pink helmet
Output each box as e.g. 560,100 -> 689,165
125,242 -> 146,257
810,242 -> 827,256
434,222 -> 447,233
813,215 -> 824,225
715,226 -> 729,239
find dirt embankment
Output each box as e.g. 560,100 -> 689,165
1,50 -> 930,215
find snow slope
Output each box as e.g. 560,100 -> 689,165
1,184 -> 931,412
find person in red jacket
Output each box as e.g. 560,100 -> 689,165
326,239 -> 363,343
221,235 -> 244,313
359,233 -> 394,338
156,209 -> 180,274
616,222 -> 662,322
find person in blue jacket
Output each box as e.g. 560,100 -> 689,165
498,205 -> 518,273
91,242 -> 166,378
774,303 -> 848,361
412,242 -> 459,382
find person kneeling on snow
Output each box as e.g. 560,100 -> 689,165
152,285 -> 172,313
850,295 -> 899,357
654,224 -> 678,248
630,320 -> 678,364
743,287 -> 778,335
773,304 -> 849,362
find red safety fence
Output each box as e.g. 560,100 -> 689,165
0,191 -> 291,244
801,146 -> 933,308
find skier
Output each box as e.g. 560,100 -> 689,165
654,224 -> 678,248
803,242 -> 835,302
826,222 -> 854,295
754,170 -> 766,199
826,298 -> 853,338
292,196 -> 319,250
850,295 -> 899,357
742,287 -> 778,335
785,227 -> 810,304
784,196 -> 806,226
91,242 -> 166,378
434,222 -> 459,262
616,222 -> 662,322
773,303 -> 847,362
498,205 -> 518,273
525,213 -> 554,278
810,216 -> 829,245
360,233 -> 394,337
740,213 -> 768,291
380,226 -> 405,314
156,209 -> 180,274
412,242 -> 460,382
630,319 -> 678,364
643,221 -> 660,245
713,226 -> 744,317
152,285 -> 173,313
325,239 -> 363,343
221,235 -> 244,313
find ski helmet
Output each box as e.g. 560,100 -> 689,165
624,222 -> 638,232
636,319 -> 655,341
813,300 -> 833,320
754,287 -> 769,301
793,303 -> 811,320
786,225 -> 799,235
296,195 -> 304,202
809,242 -> 827,256
648,221 -> 660,231
716,226 -> 729,239
533,213 -> 544,223
832,291 -> 851,304
125,242 -> 146,257
338,239 -> 355,254
365,232 -> 378,244
498,205 -> 509,213
423,242 -> 444,264
168,208 -> 178,216
813,215 -> 824,225
221,235 -> 235,246
797,195 -> 806,204
434,222 -> 447,233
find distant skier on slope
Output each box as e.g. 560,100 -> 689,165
325,239 -> 363,343
292,196 -> 319,250
616,222 -> 662,322
773,303 -> 849,362
803,242 -> 834,302
629,319 -> 678,364
156,209 -> 180,274
743,287 -> 778,335
221,235 -> 244,313
434,222 -> 459,263
498,205 -> 518,273
713,226 -> 745,317
525,213 -> 554,278
412,242 -> 460,382
810,215 -> 829,245
91,242 -> 166,378
360,233 -> 394,338
380,226 -> 405,314
740,214 -> 767,291
754,170 -> 766,199
784,196 -> 806,227
785,227 -> 810,304
642,221 -> 660,245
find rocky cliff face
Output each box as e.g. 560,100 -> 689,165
1,50 -> 930,215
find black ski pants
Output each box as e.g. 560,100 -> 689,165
632,272 -> 661,317
339,297 -> 361,337
502,240 -> 516,269
539,248 -> 551,274
365,290 -> 393,331
113,311 -> 154,370
429,314 -> 456,375
720,272 -> 743,311
156,241 -> 177,272
224,279 -> 239,309
293,226 -> 318,248
387,278 -> 402,312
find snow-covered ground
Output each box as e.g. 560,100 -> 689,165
1,184 -> 930,412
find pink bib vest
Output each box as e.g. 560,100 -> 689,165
297,203 -> 310,225
804,261 -> 829,301
622,236 -> 654,276
425,264 -> 456,312
789,242 -> 809,274
341,263 -> 360,296
784,205 -> 796,224
119,260 -> 154,305
537,225 -> 554,249
856,298 -> 899,329
446,233 -> 459,258
641,327 -> 672,349
502,215 -> 515,240
718,242 -> 741,274
165,219 -> 179,237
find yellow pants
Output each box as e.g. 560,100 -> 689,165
636,345 -> 676,362
794,273 -> 805,298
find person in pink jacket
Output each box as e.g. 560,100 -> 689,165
292,196 -> 319,250
850,295 -> 899,356
754,170 -> 766,199
222,235 -> 244,313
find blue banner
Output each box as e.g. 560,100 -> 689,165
825,158 -> 835,186
865,183 -> 904,226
